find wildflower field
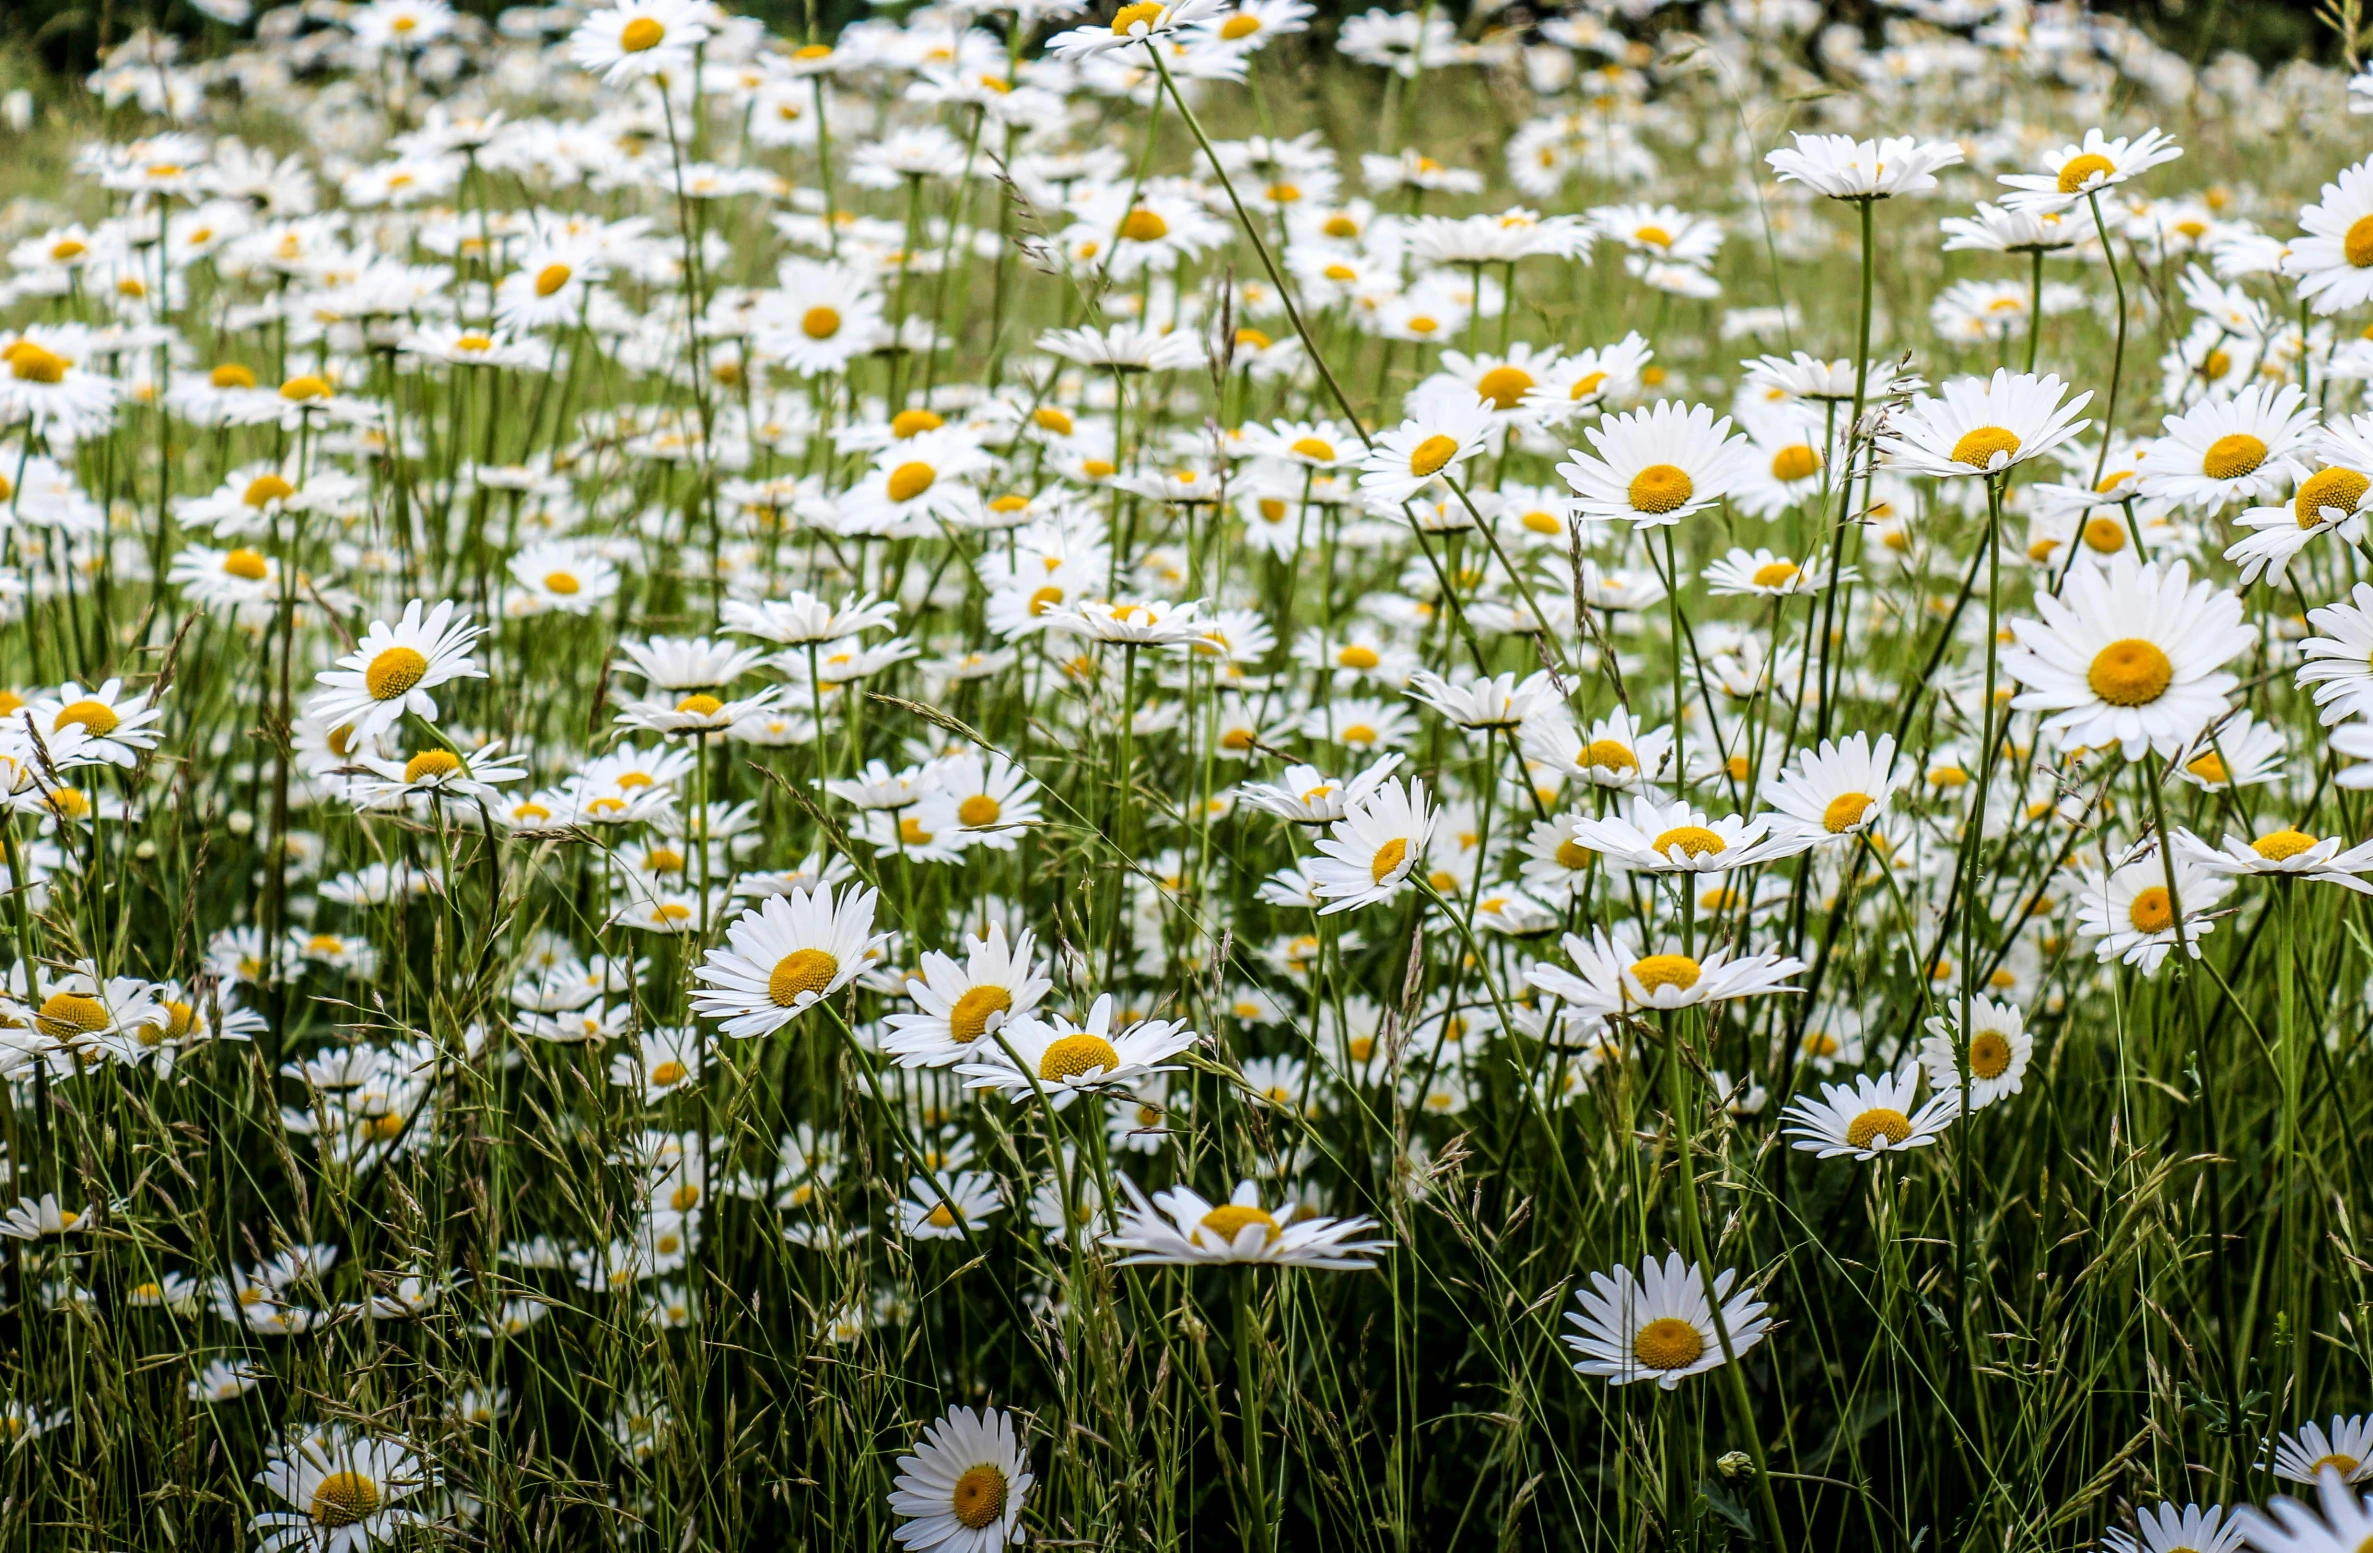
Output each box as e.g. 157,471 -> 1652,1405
19,0 -> 2373,1548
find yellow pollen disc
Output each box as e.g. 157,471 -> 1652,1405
2348,214 -> 2373,268
1322,262 -> 1357,282
1751,561 -> 1800,589
1475,366 -> 1534,410
366,645 -> 430,701
2252,828 -> 2317,861
952,1464 -> 1009,1530
1025,584 -> 1065,617
2082,516 -> 2127,553
540,567 -> 584,595
949,985 -> 1012,1044
2311,1452 -> 2361,1477
1845,1107 -> 1911,1149
649,1060 -> 688,1087
1633,224 -> 1672,247
1771,444 -> 1821,481
1336,644 -> 1381,670
796,42 -> 832,58
1112,0 -> 1164,29
1119,207 -> 1170,242
1408,433 -> 1460,477
1554,838 -> 1595,869
645,847 -> 684,872
957,794 -> 1002,827
1584,739 -> 1637,771
455,333 -> 494,353
1823,792 -> 1874,833
1200,1204 -> 1281,1244
1369,836 -> 1410,884
54,700 -> 119,737
403,749 -> 462,782
1081,459 -> 1116,479
47,787 -> 86,819
1033,406 -> 1074,436
2085,638 -> 2173,707
244,473 -> 296,507
211,362 -> 256,389
1290,436 -> 1337,462
1629,954 -> 1701,993
1950,426 -> 2021,468
898,817 -> 933,845
2201,432 -> 2268,481
36,993 -> 109,1037
1220,10 -> 1260,37
1265,183 -> 1300,203
8,344 -> 67,384
2186,751 -> 2228,784
675,693 -> 725,716
2056,152 -> 2114,193
2128,886 -> 2173,934
1968,1031 -> 2012,1080
2296,467 -> 2370,528
1039,1033 -> 1122,1081
51,239 -> 86,260
279,374 -> 330,401
309,1471 -> 382,1529
1651,825 -> 1724,860
1628,464 -> 1694,514
619,15 -> 666,50
524,262 -> 571,299
769,948 -> 840,1006
1633,1316 -> 1705,1370
887,462 -> 936,503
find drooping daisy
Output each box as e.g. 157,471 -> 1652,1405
1306,776 -> 1435,913
1562,1250 -> 1772,1390
1237,753 -> 1403,826
955,993 -> 1196,1106
1557,399 -> 1750,527
690,884 -> 886,1036
1765,132 -> 1964,200
1402,669 -> 1558,732
2170,710 -> 2287,791
1918,996 -> 2035,1110
2073,848 -> 2234,973
1997,127 -> 2183,214
1102,1177 -> 1389,1269
2299,582 -> 2373,725
887,1405 -> 1035,1552
306,599 -> 486,744
883,923 -> 1054,1068
2270,1415 -> 2373,1485
1780,1064 -> 1959,1161
1525,927 -> 1804,1019
2134,381 -> 2316,511
1879,369 -> 2091,478
2000,555 -> 2252,760
1358,399 -> 1495,507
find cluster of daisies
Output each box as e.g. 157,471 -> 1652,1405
13,0 -> 2373,1546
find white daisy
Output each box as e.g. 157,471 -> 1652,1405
1918,995 -> 2035,1110
1879,369 -> 2091,478
1557,399 -> 1750,527
690,885 -> 887,1036
883,923 -> 1055,1068
1102,1177 -> 1389,1269
1780,1064 -> 1960,1161
1306,776 -> 1435,913
1764,733 -> 1908,844
2001,555 -> 2252,760
954,993 -> 1196,1106
1997,127 -> 2183,214
887,1405 -> 1035,1552
305,599 -> 486,744
1562,1250 -> 1772,1390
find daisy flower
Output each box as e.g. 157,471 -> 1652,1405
1102,1177 -> 1389,1269
506,543 -> 619,617
887,1405 -> 1035,1552
1563,1251 -> 1772,1390
899,1171 -> 1004,1241
1358,399 -> 1495,507
2284,156 -> 2373,315
1879,369 -> 2091,478
756,260 -> 887,378
2073,848 -> 2234,973
2271,1415 -> 2373,1484
1569,794 -> 1797,874
1764,733 -> 1908,844
2171,710 -> 2287,790
2134,381 -> 2316,511
1918,995 -> 2035,1110
1701,547 -> 1838,597
909,752 -> 1043,851
2102,1504 -> 2244,1553
306,599 -> 486,744
2299,582 -> 2373,724
690,884 -> 887,1036
249,1422 -> 430,1553
1306,776 -> 1435,913
26,679 -> 165,767
1403,669 -> 1558,732
567,0 -> 710,82
1525,927 -> 1804,1018
2000,555 -> 2251,760
1557,399 -> 1750,527
0,1193 -> 97,1240
1765,132 -> 1964,199
1048,0 -> 1227,57
883,923 -> 1055,1068
955,993 -> 1196,1106
1520,707 -> 1674,791
1238,754 -> 1403,825
1780,1064 -> 1960,1161
2176,823 -> 2373,893
1997,127 -> 2183,214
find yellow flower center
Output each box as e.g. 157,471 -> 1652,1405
2296,467 -> 2370,529
2252,828 -> 2318,861
1289,436 -> 1337,462
952,1464 -> 1009,1530
1633,1316 -> 1705,1370
2127,886 -> 2173,934
1627,464 -> 1693,514
54,700 -> 119,737
244,473 -> 297,508
2201,432 -> 2267,481
1845,1107 -> 1911,1149
1039,1033 -> 1122,1080
36,993 -> 109,1037
891,409 -> 944,439
1220,10 -> 1261,37
309,1471 -> 383,1529
1200,1204 -> 1281,1244
1340,723 -> 1377,745
1408,433 -> 1460,477
649,1060 -> 688,1086
2056,152 -> 2114,193
2185,751 -> 2227,785
2085,638 -> 2172,707
1119,207 -> 1170,242
1554,838 -> 1595,869
1950,426 -> 2021,468
1265,183 -> 1300,204
403,750 -> 462,783
1629,954 -> 1701,993
769,948 -> 839,1006
1584,739 -> 1636,771
887,462 -> 936,503
1112,0 -> 1164,29
47,786 -> 88,819
279,374 -> 331,401
2082,516 -> 2127,553
6,343 -> 67,384
1651,825 -> 1724,860
675,694 -> 725,716
1823,792 -> 1874,833
949,985 -> 1012,1044
619,15 -> 667,51
1751,561 -> 1800,589
544,570 -> 581,595
366,645 -> 430,701
533,262 -> 572,297
1475,365 -> 1534,410
1633,224 -> 1672,247
2311,1451 -> 2362,1477
951,794 -> 1002,829
1370,836 -> 1409,884
2349,214 -> 2373,268
1968,1030 -> 2013,1080
210,363 -> 257,389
